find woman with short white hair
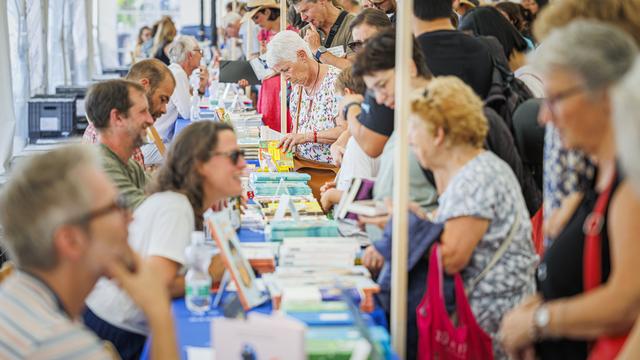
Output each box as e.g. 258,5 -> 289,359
266,30 -> 345,164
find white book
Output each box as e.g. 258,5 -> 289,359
345,200 -> 388,217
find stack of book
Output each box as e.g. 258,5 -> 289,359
255,196 -> 325,222
267,220 -> 340,242
240,242 -> 279,274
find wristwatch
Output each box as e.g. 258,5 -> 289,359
315,46 -> 328,62
533,305 -> 550,339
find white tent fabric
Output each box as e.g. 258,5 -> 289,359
0,1 -> 17,175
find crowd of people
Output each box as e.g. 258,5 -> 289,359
2,0 -> 640,359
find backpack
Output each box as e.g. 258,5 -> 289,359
480,36 -> 534,133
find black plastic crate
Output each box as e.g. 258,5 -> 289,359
28,95 -> 77,143
55,85 -> 88,134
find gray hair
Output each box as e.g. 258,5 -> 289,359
529,20 -> 638,91
265,30 -> 314,68
0,144 -> 98,270
168,35 -> 199,64
613,56 -> 640,194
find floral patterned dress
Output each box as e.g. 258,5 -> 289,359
289,65 -> 341,163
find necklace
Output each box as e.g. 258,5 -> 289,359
305,62 -> 321,114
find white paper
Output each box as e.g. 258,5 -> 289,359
349,339 -> 372,360
40,117 -> 60,131
186,346 -> 215,360
327,45 -> 346,58
249,57 -> 275,81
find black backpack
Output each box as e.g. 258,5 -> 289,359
479,36 -> 534,133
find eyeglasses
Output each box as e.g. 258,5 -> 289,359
193,48 -> 204,55
252,9 -> 266,22
347,40 -> 365,52
544,84 -> 586,114
69,195 -> 130,225
370,0 -> 389,10
212,149 -> 245,165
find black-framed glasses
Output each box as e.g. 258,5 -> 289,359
69,195 -> 130,225
192,48 -> 204,55
252,8 -> 267,21
347,40 -> 365,52
212,149 -> 245,165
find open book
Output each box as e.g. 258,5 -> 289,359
335,177 -> 376,220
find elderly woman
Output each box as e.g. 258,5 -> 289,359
266,30 -> 344,164
409,76 -> 537,358
84,122 -> 244,359
499,21 -> 640,360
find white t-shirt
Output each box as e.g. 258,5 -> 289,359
335,137 -> 380,191
154,63 -> 192,141
85,191 -> 195,335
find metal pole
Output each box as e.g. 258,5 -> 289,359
210,0 -> 218,47
199,0 -> 205,41
391,0 -> 412,357
279,0 -> 287,134
231,0 -> 238,60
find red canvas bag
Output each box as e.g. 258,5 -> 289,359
416,246 -> 494,360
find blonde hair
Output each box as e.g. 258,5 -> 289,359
534,0 -> 640,45
151,16 -> 177,56
411,76 -> 488,149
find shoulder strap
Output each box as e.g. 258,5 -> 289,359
325,11 -> 348,47
294,85 -> 304,134
583,171 -> 616,291
466,205 -> 521,295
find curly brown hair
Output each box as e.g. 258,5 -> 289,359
148,121 -> 235,230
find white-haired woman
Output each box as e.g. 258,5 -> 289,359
500,21 -> 640,360
266,30 -> 345,164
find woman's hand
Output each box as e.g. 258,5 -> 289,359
238,79 -> 250,88
499,294 -> 543,357
362,245 -> 385,272
330,143 -> 346,166
320,188 -> 342,212
278,133 -> 308,153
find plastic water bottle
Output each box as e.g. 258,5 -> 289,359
190,86 -> 201,121
185,231 -> 212,314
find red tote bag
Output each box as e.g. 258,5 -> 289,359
583,173 -> 628,360
416,246 -> 494,360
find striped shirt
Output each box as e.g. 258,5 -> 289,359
0,271 -> 118,359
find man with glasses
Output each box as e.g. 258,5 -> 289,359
149,35 -> 209,164
86,79 -> 154,210
367,0 -> 396,23
292,0 -> 357,70
0,144 -> 178,360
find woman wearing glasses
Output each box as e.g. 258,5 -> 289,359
266,30 -> 345,164
84,121 -> 245,360
499,21 -> 640,360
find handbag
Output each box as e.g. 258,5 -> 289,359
416,207 -> 522,359
583,171 -> 628,360
291,86 -> 338,201
417,246 -> 494,360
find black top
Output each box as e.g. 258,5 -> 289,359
154,41 -> 171,66
535,168 -> 622,360
416,30 -> 493,99
357,93 -> 395,137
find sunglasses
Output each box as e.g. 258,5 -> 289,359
252,8 -> 267,21
212,149 -> 245,165
70,195 -> 130,225
347,40 -> 365,52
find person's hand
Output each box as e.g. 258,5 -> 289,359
320,181 -> 336,194
358,214 -> 390,230
278,133 -> 307,153
499,294 -> 543,358
199,65 -> 210,92
304,24 -> 322,53
320,188 -> 341,211
106,253 -> 171,318
330,143 -> 345,166
238,79 -> 250,88
362,245 -> 385,271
